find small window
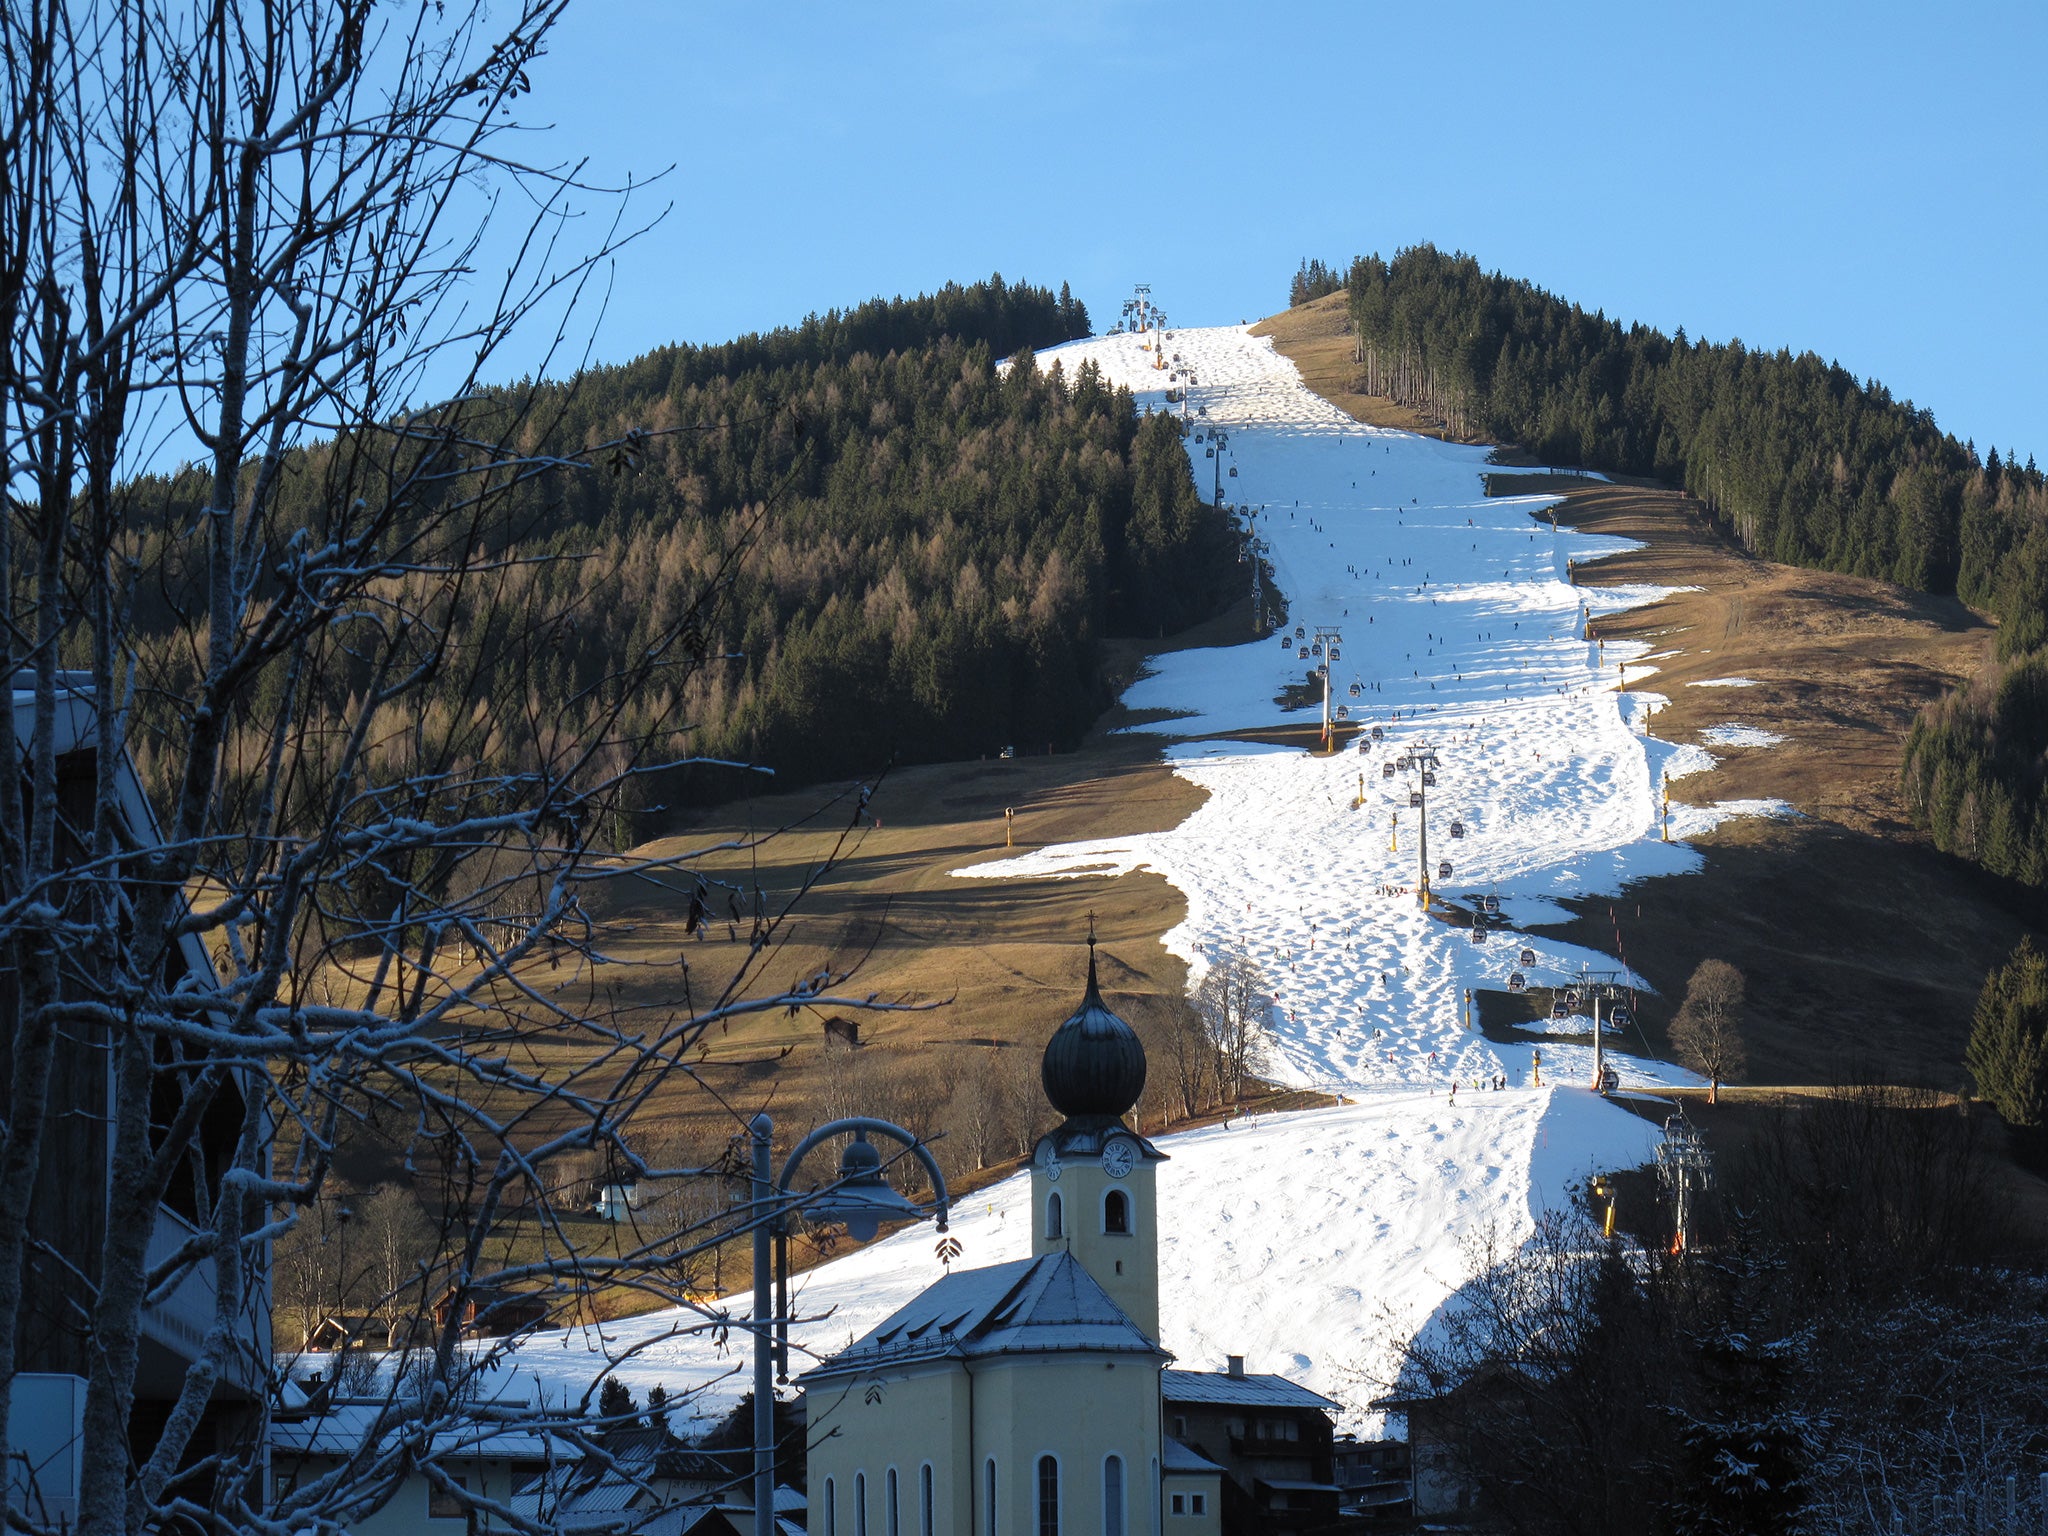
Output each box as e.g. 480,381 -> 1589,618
826,1478 -> 838,1536
1103,1188 -> 1130,1235
427,1476 -> 468,1520
1171,1493 -> 1186,1515
1173,1415 -> 1187,1437
986,1458 -> 999,1536
920,1464 -> 934,1536
1103,1455 -> 1125,1536
887,1467 -> 900,1536
1037,1455 -> 1059,1536
1046,1191 -> 1063,1240
1285,1419 -> 1300,1442
856,1471 -> 869,1536
1191,1493 -> 1207,1515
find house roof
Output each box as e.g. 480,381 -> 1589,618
269,1398 -> 580,1463
801,1252 -> 1163,1380
1163,1436 -> 1226,1475
1161,1368 -> 1341,1412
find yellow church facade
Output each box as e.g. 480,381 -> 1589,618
802,949 -> 1226,1535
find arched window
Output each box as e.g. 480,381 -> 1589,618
855,1472 -> 868,1536
1046,1191 -> 1063,1240
1103,1187 -> 1131,1235
919,1464 -> 934,1536
824,1478 -> 837,1536
1103,1455 -> 1125,1536
886,1468 -> 899,1536
985,1458 -> 998,1536
1036,1455 -> 1059,1536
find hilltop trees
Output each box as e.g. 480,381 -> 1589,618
1670,960 -> 1749,1103
1320,244 -> 2048,888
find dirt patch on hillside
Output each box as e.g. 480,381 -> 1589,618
1502,480 -> 2043,1091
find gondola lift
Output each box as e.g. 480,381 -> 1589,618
1471,924 -> 1488,945
1422,771 -> 1437,787
1551,999 -> 1570,1019
1518,947 -> 1537,968
1295,625 -> 1306,639
1298,646 -> 1311,659
1438,859 -> 1452,880
1507,971 -> 1527,994
1329,647 -> 1341,661
1381,762 -> 1396,779
1483,895 -> 1500,915
1371,726 -> 1385,742
1348,682 -> 1362,698
1611,1006 -> 1634,1029
1408,791 -> 1423,808
1449,820 -> 1466,838
1336,704 -> 1350,719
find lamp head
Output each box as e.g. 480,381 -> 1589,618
803,1131 -> 927,1242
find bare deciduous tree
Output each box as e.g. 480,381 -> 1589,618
1195,950 -> 1271,1111
1671,959 -> 1748,1103
0,6 -> 912,1535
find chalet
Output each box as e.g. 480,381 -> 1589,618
4,672 -> 270,1524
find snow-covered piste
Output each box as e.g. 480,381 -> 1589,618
495,323 -> 1786,1430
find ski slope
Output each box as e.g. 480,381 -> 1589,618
493,322 -> 1783,1432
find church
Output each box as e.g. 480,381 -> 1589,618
800,945 -> 1340,1535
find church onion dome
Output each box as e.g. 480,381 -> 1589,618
1041,945 -> 1146,1121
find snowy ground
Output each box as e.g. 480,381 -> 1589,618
487,323 -> 1780,1432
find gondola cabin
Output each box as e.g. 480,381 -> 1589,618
1336,705 -> 1350,719
1507,972 -> 1527,994
1551,1000 -> 1570,1020
1422,771 -> 1437,787
1348,683 -> 1361,698
1408,791 -> 1423,808
1611,1007 -> 1633,1029
1437,860 -> 1452,880
1483,896 -> 1500,915
1470,925 -> 1488,945
1381,762 -> 1396,779
1449,821 -> 1466,838
1299,647 -> 1310,659
1518,947 -> 1537,968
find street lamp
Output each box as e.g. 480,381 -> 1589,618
747,1114 -> 950,1536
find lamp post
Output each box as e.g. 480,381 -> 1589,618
747,1114 -> 951,1536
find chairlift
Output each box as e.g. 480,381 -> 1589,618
1408,791 -> 1423,808
1438,859 -> 1452,880
1518,947 -> 1537,968
1381,762 -> 1396,779
1508,971 -> 1527,994
1449,820 -> 1466,838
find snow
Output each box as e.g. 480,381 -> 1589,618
488,322 -> 1771,1433
1700,724 -> 1786,748
1688,676 -> 1759,688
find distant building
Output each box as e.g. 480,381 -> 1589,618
1330,1435 -> 1411,1523
800,943 -> 1344,1535
507,1426 -> 802,1536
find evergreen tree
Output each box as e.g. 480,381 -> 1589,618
1967,936 -> 2048,1136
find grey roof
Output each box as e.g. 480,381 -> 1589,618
1161,1369 -> 1341,1412
802,1252 -> 1162,1381
1163,1436 -> 1226,1475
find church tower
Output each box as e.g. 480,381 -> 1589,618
1030,941 -> 1167,1342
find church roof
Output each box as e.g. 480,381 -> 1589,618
1163,1436 -> 1227,1475
800,1252 -> 1163,1381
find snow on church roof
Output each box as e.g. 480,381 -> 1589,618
800,1251 -> 1161,1380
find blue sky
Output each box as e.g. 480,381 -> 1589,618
522,0 -> 2046,457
